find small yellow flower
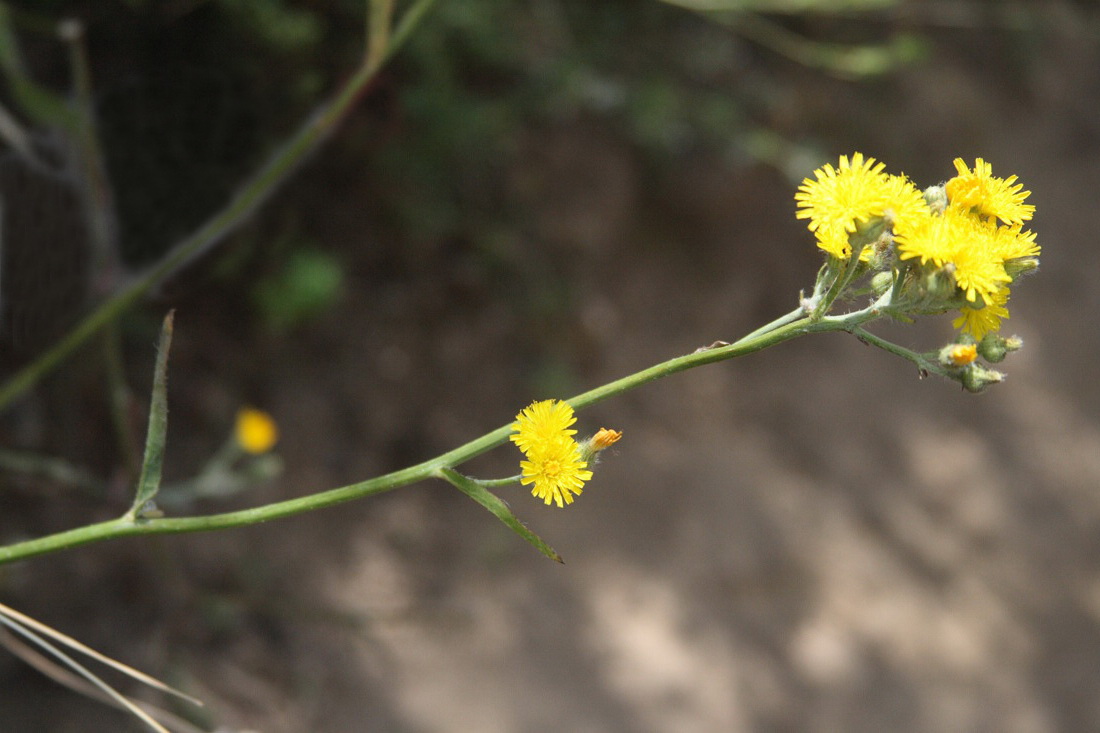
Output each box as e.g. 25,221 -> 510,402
987,222 -> 1040,263
949,223 -> 1013,304
953,287 -> 1011,340
882,173 -> 932,236
235,407 -> 279,454
511,399 -> 595,507
795,152 -> 895,258
590,428 -> 623,452
520,436 -> 593,507
894,205 -> 970,268
510,399 -> 577,455
947,344 -> 978,367
897,208 -> 1012,305
945,157 -> 1035,226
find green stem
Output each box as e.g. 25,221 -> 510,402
0,0 -> 439,413
366,0 -> 394,72
102,324 -> 140,480
736,306 -> 804,343
0,448 -> 105,494
811,248 -> 860,321
477,475 -> 522,488
849,325 -> 948,379
62,18 -> 119,285
0,308 -> 854,566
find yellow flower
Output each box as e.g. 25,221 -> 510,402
945,157 -> 1035,226
987,222 -> 1040,262
949,222 -> 1013,304
510,399 -> 578,454
795,152 -> 895,258
590,428 -> 623,452
235,407 -> 279,454
895,205 -> 971,268
953,287 -> 1011,340
520,436 -> 593,507
946,344 -> 978,367
511,399 -> 595,507
897,208 -> 1011,305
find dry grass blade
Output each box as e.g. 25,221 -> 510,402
0,600 -> 201,706
0,611 -> 171,732
0,627 -> 208,733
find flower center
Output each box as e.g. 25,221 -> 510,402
543,459 -> 562,478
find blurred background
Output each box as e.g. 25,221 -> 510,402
1,0 -> 1098,730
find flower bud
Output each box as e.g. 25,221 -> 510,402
939,343 -> 978,368
977,333 -> 1022,363
590,428 -> 623,451
870,270 -> 894,296
580,428 -> 622,463
923,184 -> 947,215
962,363 -> 1005,393
1005,257 -> 1039,280
924,264 -> 957,303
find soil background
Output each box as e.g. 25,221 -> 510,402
3,2 -> 1100,732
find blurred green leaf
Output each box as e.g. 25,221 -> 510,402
252,248 -> 345,333
221,0 -> 324,51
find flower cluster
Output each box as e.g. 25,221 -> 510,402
511,400 -> 620,507
796,153 -> 1039,338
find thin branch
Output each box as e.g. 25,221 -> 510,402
0,310 -> 839,566
0,0 -> 441,411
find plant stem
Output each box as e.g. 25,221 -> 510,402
0,0 -> 438,412
62,17 -> 120,288
0,309 -> 852,566
849,325 -> 947,378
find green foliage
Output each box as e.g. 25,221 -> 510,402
251,248 -> 345,334
220,0 -> 325,51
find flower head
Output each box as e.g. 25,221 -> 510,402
895,204 -> 969,269
235,407 -> 279,454
795,152 -> 895,258
512,399 -> 595,507
510,399 -> 577,454
945,157 -> 1035,226
953,287 -> 1011,340
520,435 -> 593,507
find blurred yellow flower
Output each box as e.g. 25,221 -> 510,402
882,173 -> 932,237
897,202 -> 1031,306
235,407 -> 279,454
